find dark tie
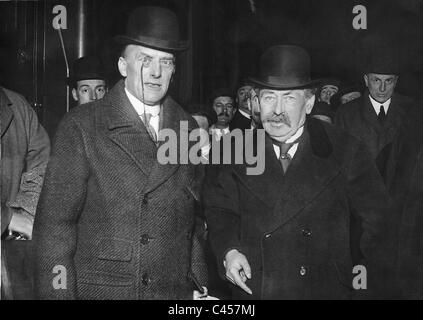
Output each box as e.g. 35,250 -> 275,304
142,113 -> 158,143
378,105 -> 386,123
274,141 -> 294,174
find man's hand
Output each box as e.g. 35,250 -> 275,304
8,212 -> 34,240
224,249 -> 252,295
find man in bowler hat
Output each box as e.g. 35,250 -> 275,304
33,6 -> 207,299
203,45 -> 392,299
68,56 -> 107,106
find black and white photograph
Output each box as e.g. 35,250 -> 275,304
1,0 -> 423,304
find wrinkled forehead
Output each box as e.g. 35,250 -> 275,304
124,44 -> 175,60
77,79 -> 106,88
367,73 -> 397,80
259,89 -> 305,97
237,85 -> 253,94
213,96 -> 234,105
321,85 -> 339,91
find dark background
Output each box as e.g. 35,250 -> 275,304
1,0 -> 423,136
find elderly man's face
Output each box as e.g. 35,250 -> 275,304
118,44 -> 175,106
259,89 -> 315,142
320,85 -> 338,104
364,73 -> 398,104
72,79 -> 107,105
236,85 -> 253,113
213,96 -> 235,128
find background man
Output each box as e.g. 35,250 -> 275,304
317,78 -> 341,106
335,46 -> 417,182
68,56 -> 107,106
1,86 -> 50,299
33,6 -> 206,300
203,45 -> 391,299
230,80 -> 254,130
209,88 -> 236,141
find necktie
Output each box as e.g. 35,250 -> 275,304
142,113 -> 158,143
274,141 -> 294,174
378,105 -> 386,123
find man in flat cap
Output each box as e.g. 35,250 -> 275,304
34,6 -> 207,300
68,56 -> 107,106
230,80 -> 254,131
209,88 -> 236,142
203,45 -> 392,299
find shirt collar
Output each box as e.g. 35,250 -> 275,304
368,94 -> 391,114
125,88 -> 160,117
238,109 -> 252,119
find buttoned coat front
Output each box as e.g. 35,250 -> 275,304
33,80 -> 206,300
203,120 -> 392,299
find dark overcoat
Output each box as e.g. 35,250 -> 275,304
386,110 -> 423,299
230,110 -> 251,131
33,80 -> 206,300
334,92 -> 416,180
203,119 -> 392,299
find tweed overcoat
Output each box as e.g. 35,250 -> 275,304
203,119 -> 392,299
33,80 -> 206,300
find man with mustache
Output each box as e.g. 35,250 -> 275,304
209,88 -> 236,142
33,6 -> 207,299
203,45 -> 392,299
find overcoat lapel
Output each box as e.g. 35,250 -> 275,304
234,120 -> 342,233
272,127 -> 341,232
105,80 -> 158,177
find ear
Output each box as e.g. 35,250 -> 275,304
305,94 -> 316,114
72,88 -> 78,102
118,57 -> 127,77
364,74 -> 369,88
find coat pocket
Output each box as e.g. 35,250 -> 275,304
97,238 -> 133,262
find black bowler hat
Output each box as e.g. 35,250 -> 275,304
249,45 -> 319,90
67,56 -> 106,87
114,6 -> 188,52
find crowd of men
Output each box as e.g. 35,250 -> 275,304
1,6 -> 423,300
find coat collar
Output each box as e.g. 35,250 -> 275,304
0,87 -> 14,138
104,80 -> 195,193
233,119 -> 340,233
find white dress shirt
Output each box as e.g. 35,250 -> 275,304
273,126 -> 304,159
209,125 -> 230,141
369,95 -> 391,115
239,109 -> 252,119
125,88 -> 160,137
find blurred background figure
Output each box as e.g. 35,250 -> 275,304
338,84 -> 362,105
230,79 -> 254,130
68,56 -> 107,106
317,78 -> 341,106
309,100 -> 334,124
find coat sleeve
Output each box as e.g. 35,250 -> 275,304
33,115 -> 89,300
203,165 -> 243,279
7,100 -> 50,220
345,141 -> 396,298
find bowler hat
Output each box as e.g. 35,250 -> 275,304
67,56 -> 106,87
249,45 -> 319,89
115,6 -> 188,52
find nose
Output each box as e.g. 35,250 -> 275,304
379,81 -> 386,92
93,91 -> 99,100
150,59 -> 162,78
274,96 -> 284,115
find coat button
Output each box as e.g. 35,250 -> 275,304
141,234 -> 151,245
142,272 -> 151,286
264,233 -> 271,239
302,228 -> 312,237
299,266 -> 307,276
142,195 -> 148,205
